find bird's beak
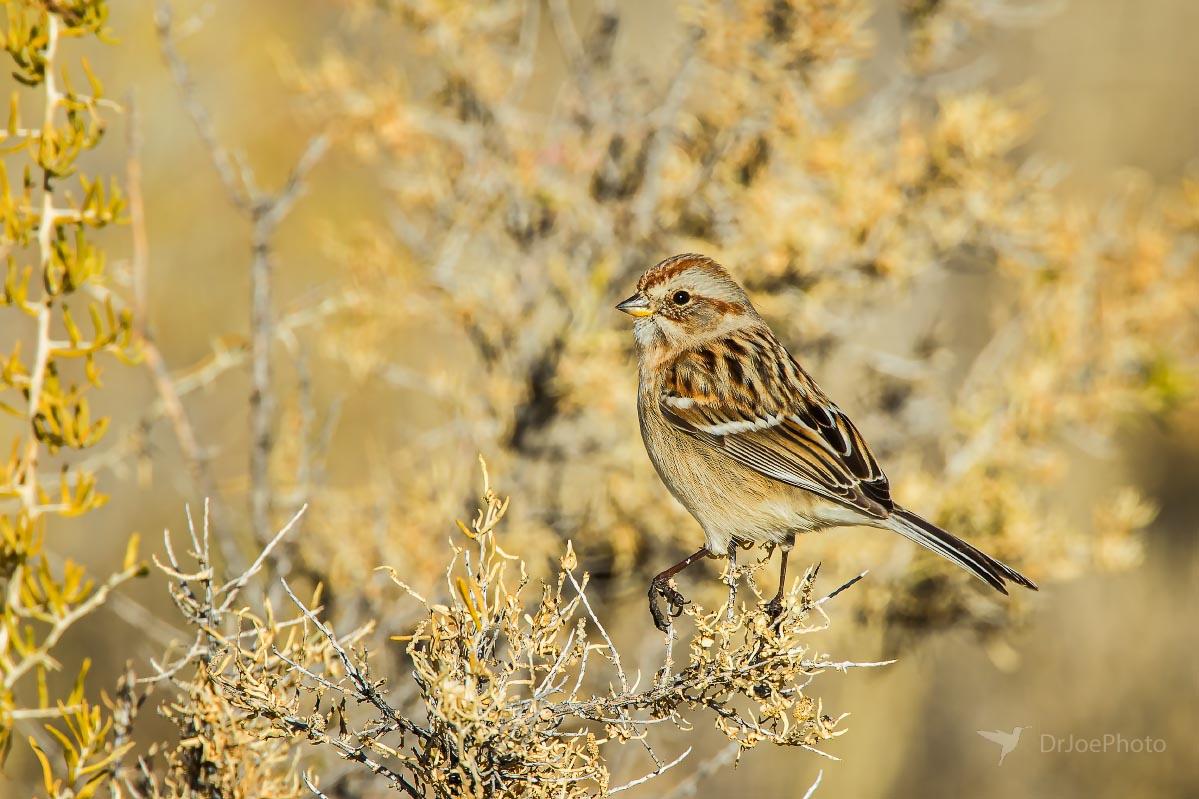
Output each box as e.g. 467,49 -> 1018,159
616,294 -> 652,318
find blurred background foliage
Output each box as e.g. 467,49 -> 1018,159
1,0 -> 1197,796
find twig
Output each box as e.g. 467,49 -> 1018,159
660,743 -> 739,799
9,705 -> 84,720
19,14 -> 60,514
799,744 -> 840,762
302,772 -> 330,799
631,31 -> 701,239
547,0 -> 595,109
51,290 -> 356,494
280,577 -> 430,740
157,0 -> 329,548
248,134 -> 328,547
281,712 -> 420,798
801,769 -> 824,799
3,563 -> 144,689
154,1 -> 253,208
608,747 -> 692,795
815,571 -> 869,606
565,568 -> 628,692
217,504 -> 306,611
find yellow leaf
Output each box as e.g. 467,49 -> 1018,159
77,740 -> 131,777
79,57 -> 103,98
62,304 -> 82,346
44,723 -> 77,773
29,736 -> 57,796
6,92 -> 17,136
76,772 -> 107,799
122,532 -> 139,572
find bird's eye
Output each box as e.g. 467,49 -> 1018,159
672,290 -> 691,305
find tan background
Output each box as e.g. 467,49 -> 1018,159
4,0 -> 1197,796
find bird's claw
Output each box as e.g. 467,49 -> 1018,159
763,597 -> 784,622
648,579 -> 690,632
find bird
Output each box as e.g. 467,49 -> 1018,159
615,253 -> 1037,632
976,726 -> 1029,766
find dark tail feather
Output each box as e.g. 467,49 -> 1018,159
885,506 -> 1038,594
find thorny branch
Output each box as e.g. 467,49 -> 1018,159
125,462 -> 886,798
0,5 -> 146,768
247,135 -> 328,548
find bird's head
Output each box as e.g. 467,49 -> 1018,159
616,254 -> 760,351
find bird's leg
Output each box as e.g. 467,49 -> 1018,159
725,541 -> 739,621
764,544 -> 791,623
648,547 -> 709,633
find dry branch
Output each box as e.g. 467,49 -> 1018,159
127,463 -> 883,798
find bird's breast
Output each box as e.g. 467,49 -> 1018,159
637,379 -> 821,552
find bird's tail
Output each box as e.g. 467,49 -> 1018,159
885,506 -> 1037,594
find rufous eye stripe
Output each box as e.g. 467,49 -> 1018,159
703,298 -> 744,316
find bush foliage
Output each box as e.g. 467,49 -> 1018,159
0,0 -> 1195,796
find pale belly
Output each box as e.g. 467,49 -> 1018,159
638,393 -> 850,554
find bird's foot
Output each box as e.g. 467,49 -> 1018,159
763,596 -> 784,624
648,579 -> 689,633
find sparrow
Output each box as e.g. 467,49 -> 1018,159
617,253 -> 1037,631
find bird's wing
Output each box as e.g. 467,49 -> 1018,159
659,330 -> 893,520
976,730 -> 1006,745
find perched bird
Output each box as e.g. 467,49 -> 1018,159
616,253 -> 1037,631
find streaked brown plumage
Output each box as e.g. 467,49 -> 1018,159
617,253 -> 1037,631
